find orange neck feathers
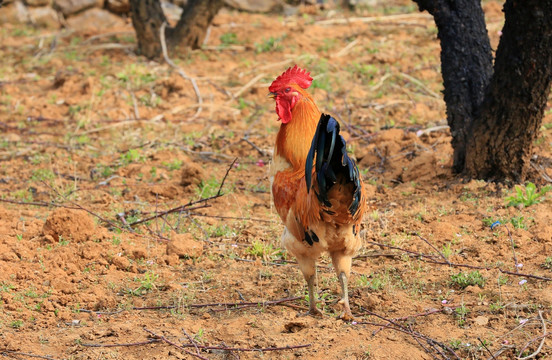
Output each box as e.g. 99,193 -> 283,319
275,88 -> 321,170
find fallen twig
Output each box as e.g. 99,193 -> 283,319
365,240 -> 552,282
144,328 -> 209,360
413,232 -> 451,265
128,158 -> 237,227
357,310 -> 461,360
0,351 -> 56,359
81,339 -> 161,348
517,311 -> 548,360
189,296 -> 301,311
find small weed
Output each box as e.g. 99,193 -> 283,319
131,271 -> 159,296
209,224 -> 236,238
510,216 -> 528,229
31,168 -> 55,182
449,339 -> 462,350
95,164 -> 115,178
255,35 -> 286,53
10,320 -> 23,329
11,189 -> 33,202
120,149 -> 144,166
442,242 -> 453,259
195,177 -> 222,198
455,304 -> 470,327
246,240 -> 274,258
449,271 -> 486,289
542,257 -> 552,270
220,32 -> 240,46
489,301 -> 504,313
163,159 -> 182,171
505,182 -> 551,207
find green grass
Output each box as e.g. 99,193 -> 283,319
220,32 -> 240,46
449,271 -> 486,289
506,182 -> 551,207
255,35 -> 286,53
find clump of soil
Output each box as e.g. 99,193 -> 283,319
42,208 -> 96,242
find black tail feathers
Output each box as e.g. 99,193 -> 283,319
305,114 -> 362,215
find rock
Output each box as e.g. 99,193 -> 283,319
0,1 -> 30,25
164,253 -> 180,266
66,8 -> 124,30
53,0 -> 102,16
167,233 -> 203,258
131,248 -> 147,260
28,6 -> 60,28
111,255 -> 130,270
224,0 -> 282,12
180,161 -> 205,189
474,315 -> 489,326
42,208 -> 95,243
105,0 -> 129,13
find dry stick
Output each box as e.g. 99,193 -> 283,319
182,329 -> 202,357
231,73 -> 266,99
143,328 -> 209,360
0,198 -> 80,209
0,351 -> 56,360
159,22 -> 202,120
188,211 -> 275,224
517,311 -> 548,360
81,339 -> 161,348
356,318 -> 458,360
189,296 -> 301,310
129,204 -> 211,227
174,343 -> 311,353
478,337 -> 498,360
128,157 -> 237,227
81,296 -> 301,314
372,307 -> 456,336
241,137 -> 267,156
413,232 -> 451,265
40,181 -> 125,233
366,240 -> 552,282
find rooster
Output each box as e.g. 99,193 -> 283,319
268,65 -> 366,320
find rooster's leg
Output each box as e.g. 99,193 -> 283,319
297,256 -> 322,317
331,252 -> 354,321
306,273 -> 322,316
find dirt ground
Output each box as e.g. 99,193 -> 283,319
1,1 -> 552,359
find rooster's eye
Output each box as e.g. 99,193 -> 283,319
285,87 -> 291,93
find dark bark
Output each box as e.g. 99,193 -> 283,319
465,0 -> 552,182
413,0 -> 493,173
129,0 -> 224,59
414,0 -> 552,182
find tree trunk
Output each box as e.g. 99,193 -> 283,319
129,0 -> 167,58
167,0 -> 224,50
414,0 -> 552,182
129,0 -> 224,59
413,0 -> 493,173
464,0 -> 552,182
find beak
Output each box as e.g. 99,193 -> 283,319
268,91 -> 277,99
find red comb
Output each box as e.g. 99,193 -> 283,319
269,65 -> 312,92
